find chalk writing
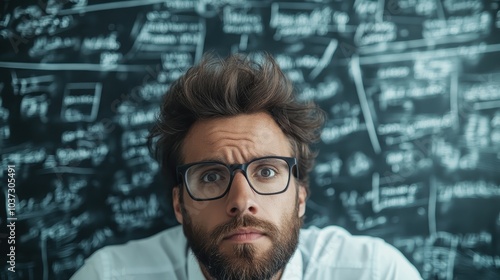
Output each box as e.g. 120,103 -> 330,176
472,253 -> 500,269
61,83 -> 102,122
354,0 -> 377,17
161,52 -> 193,70
414,60 -> 455,80
222,6 -> 263,34
379,82 -> 447,110
347,209 -> 388,231
30,36 -> 80,57
355,22 -> 397,46
61,122 -> 110,144
377,114 -> 455,138
297,79 -> 341,101
2,146 -> 47,165
79,228 -> 114,255
56,144 -> 109,166
15,13 -> 74,37
462,81 -> 500,102
394,0 -> 438,16
438,180 -> 500,201
313,155 -> 342,186
443,0 -> 483,13
346,151 -> 373,177
116,107 -> 159,127
20,94 -> 49,121
423,13 -> 491,38
11,74 -> 56,95
377,66 -> 411,79
82,32 -> 120,52
133,14 -> 203,51
270,4 -> 332,38
321,117 -> 366,144
374,180 -> 421,212
108,194 -> 162,230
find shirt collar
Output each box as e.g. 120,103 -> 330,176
281,247 -> 303,280
186,249 -> 206,280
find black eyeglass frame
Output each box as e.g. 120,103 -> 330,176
176,156 -> 298,201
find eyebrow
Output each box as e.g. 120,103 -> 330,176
195,157 -> 226,163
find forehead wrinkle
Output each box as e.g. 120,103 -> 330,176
212,142 -> 260,164
206,127 -> 253,138
183,113 -> 294,165
225,144 -> 259,163
206,129 -> 257,146
206,135 -> 255,145
205,126 -> 292,162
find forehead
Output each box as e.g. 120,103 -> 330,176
181,112 -> 293,164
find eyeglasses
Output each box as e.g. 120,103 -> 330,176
176,156 -> 298,201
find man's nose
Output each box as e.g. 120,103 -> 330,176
225,171 -> 258,217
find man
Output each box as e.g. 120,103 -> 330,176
71,53 -> 422,280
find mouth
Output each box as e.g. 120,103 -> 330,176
223,227 -> 265,243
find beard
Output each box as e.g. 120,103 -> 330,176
180,195 -> 302,280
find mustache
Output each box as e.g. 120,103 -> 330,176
210,215 -> 279,244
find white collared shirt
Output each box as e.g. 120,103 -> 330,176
70,225 -> 422,280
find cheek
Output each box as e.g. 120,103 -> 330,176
262,194 -> 295,220
182,201 -> 223,229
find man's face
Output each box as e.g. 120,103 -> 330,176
173,112 -> 307,280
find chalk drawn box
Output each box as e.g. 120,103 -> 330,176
61,83 -> 101,122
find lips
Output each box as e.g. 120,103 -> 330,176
223,227 -> 265,241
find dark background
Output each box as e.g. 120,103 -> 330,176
1,0 -> 500,279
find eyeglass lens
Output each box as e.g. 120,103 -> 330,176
185,158 -> 290,199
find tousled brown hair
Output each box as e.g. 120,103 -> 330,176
148,53 -> 325,197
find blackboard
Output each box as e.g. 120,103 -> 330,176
1,0 -> 499,279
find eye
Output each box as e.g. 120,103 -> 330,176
201,172 -> 222,183
257,167 -> 276,178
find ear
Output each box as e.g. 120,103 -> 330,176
298,185 -> 307,218
172,187 -> 183,224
